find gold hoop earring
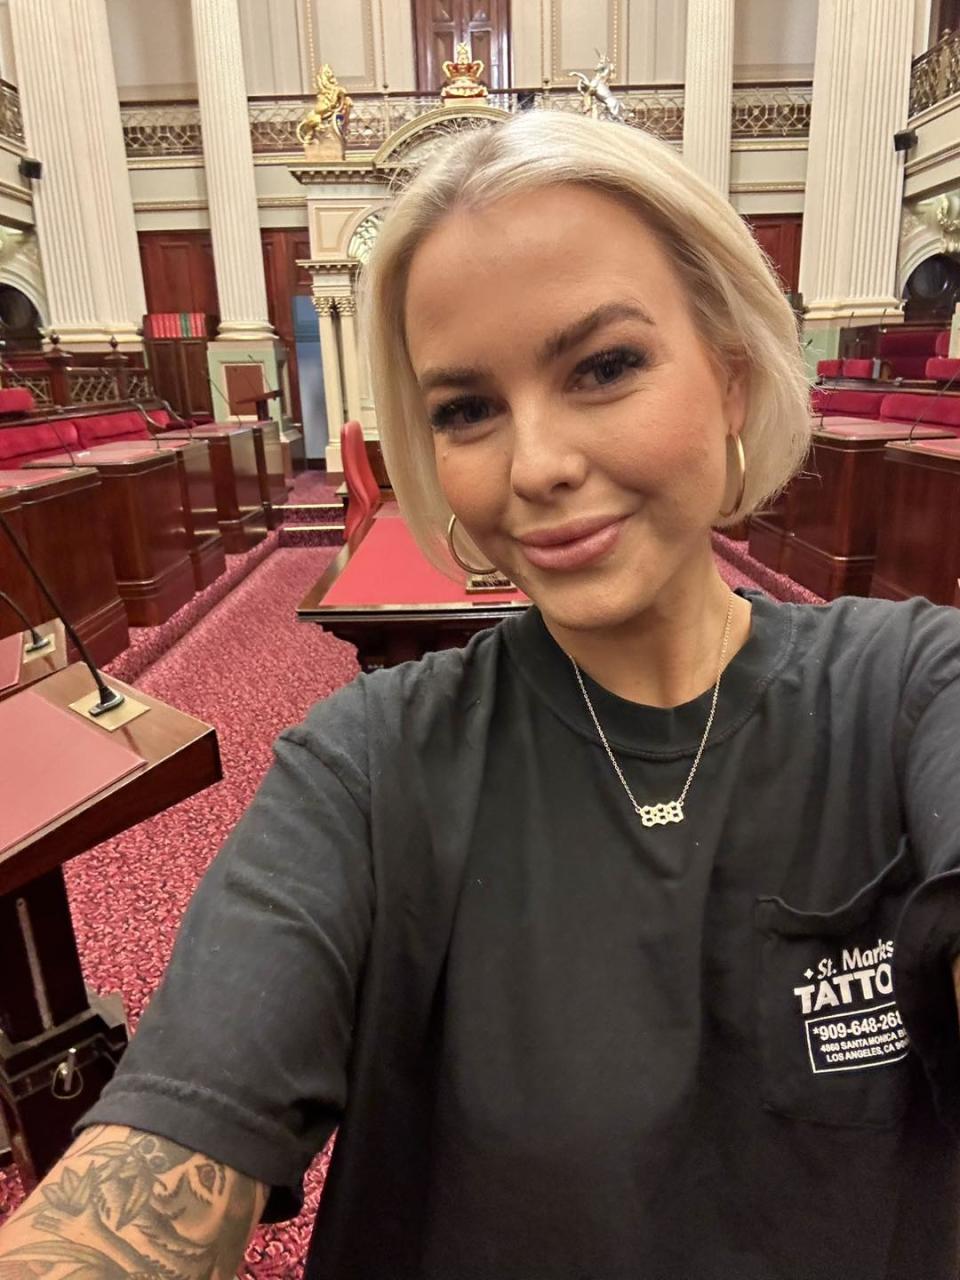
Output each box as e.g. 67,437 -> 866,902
446,514 -> 497,576
718,434 -> 747,519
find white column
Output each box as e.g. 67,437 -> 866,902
682,0 -> 734,194
337,295 -> 364,423
9,0 -> 146,347
799,0 -> 914,323
315,295 -> 345,464
191,0 -> 273,341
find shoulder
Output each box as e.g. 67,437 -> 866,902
785,593 -> 960,707
281,622 -> 507,773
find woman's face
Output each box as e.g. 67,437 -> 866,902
404,184 -> 746,632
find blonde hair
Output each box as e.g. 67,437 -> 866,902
361,110 -> 811,573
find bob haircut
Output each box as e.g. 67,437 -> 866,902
361,110 -> 812,575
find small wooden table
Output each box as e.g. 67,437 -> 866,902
0,468 -> 129,665
163,424 -> 268,552
297,516 -> 527,669
25,446 -> 196,627
73,438 -> 227,593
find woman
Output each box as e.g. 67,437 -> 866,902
3,112 -> 960,1280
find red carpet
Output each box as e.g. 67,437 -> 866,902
0,524 -> 819,1274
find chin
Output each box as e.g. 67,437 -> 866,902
517,571 -> 660,634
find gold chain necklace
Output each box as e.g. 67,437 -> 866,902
569,592 -> 736,827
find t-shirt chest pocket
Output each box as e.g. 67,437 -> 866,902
754,845 -> 920,1129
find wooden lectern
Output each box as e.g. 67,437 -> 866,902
0,662 -> 221,1190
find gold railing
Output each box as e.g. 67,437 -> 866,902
120,82 -> 812,161
0,80 -> 25,148
910,27 -> 960,116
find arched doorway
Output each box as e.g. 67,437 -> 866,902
902,253 -> 960,323
0,284 -> 42,350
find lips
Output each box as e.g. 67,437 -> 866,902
517,516 -> 627,571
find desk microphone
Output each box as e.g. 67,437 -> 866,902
0,512 -> 124,714
0,589 -> 54,654
48,415 -> 79,467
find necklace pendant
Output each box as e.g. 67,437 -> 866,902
635,800 -> 684,827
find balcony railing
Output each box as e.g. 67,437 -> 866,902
910,27 -> 960,117
121,81 -> 812,161
0,80 -> 25,148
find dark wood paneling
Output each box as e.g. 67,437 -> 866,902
413,0 -> 510,91
261,227 -> 311,424
139,232 -> 219,318
743,215 -> 803,296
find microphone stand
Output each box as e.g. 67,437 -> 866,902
0,511 -> 124,715
0,589 -> 53,654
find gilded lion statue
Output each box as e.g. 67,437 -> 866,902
298,65 -> 353,149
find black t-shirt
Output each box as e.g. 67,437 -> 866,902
81,589 -> 960,1279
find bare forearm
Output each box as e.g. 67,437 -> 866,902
0,1123 -> 266,1280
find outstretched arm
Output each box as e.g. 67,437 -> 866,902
0,1124 -> 267,1280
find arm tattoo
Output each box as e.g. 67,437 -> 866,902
0,1125 -> 265,1279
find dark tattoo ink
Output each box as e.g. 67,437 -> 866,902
0,1126 -> 264,1280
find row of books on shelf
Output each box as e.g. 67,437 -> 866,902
144,312 -> 208,339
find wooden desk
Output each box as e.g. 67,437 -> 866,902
25,446 -> 196,627
164,425 -> 268,552
871,436 -> 960,605
0,468 -> 128,665
78,438 -> 226,592
297,517 -> 527,669
772,422 -> 949,600
0,663 -> 220,1187
0,619 -> 67,701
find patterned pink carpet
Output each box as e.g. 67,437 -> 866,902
289,469 -> 340,505
0,523 -> 820,1274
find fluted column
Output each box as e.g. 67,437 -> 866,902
337,295 -> 364,423
191,0 -> 273,341
799,0 -> 914,327
682,0 -> 735,194
9,0 -> 146,347
314,295 -> 345,460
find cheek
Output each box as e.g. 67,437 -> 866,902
433,437 -> 511,532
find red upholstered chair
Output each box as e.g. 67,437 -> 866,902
0,387 -> 36,416
925,357 -> 960,382
816,359 -> 842,379
935,331 -> 951,357
0,420 -> 82,467
877,328 -> 944,380
810,387 -> 886,417
74,410 -> 152,449
879,392 -> 960,435
841,358 -> 875,379
341,419 -> 381,541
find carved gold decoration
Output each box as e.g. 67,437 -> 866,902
440,42 -> 489,103
910,27 -> 960,118
298,65 -> 354,160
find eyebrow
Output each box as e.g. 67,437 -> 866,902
416,300 -> 655,395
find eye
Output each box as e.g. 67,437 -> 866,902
428,395 -> 495,433
572,346 -> 648,391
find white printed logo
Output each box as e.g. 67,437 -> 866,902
791,939 -> 909,1074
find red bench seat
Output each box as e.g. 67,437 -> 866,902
0,421 -> 82,468
810,387 -> 886,417
74,410 -> 152,449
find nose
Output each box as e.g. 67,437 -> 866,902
508,401 -> 588,503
